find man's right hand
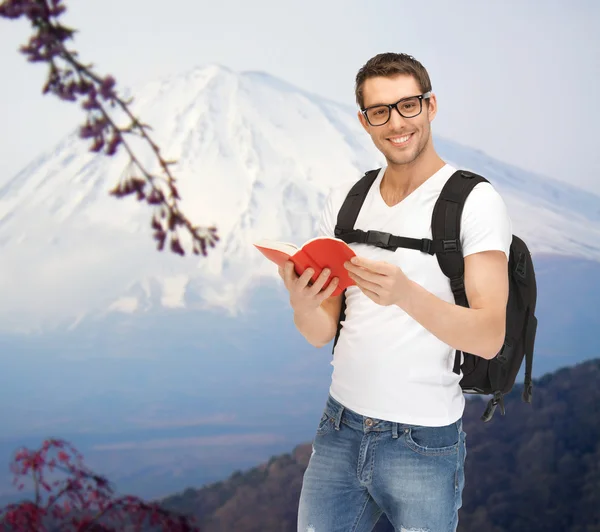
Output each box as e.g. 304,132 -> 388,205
278,261 -> 339,316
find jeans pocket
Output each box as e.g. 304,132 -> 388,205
404,421 -> 460,456
315,411 -> 335,437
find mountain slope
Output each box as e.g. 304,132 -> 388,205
1,64 -> 600,332
157,358 -> 600,532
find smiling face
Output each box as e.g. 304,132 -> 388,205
358,74 -> 438,168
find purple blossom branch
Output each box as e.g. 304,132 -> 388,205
0,0 -> 219,256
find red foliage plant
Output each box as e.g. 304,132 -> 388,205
0,0 -> 219,257
0,438 -> 200,531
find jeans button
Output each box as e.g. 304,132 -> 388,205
365,418 -> 374,427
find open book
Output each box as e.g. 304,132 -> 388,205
253,236 -> 356,297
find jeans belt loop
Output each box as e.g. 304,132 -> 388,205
392,422 -> 399,439
334,407 -> 344,430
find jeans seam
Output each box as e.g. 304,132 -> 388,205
368,432 -> 380,484
449,429 -> 465,531
357,434 -> 367,482
454,422 -> 460,490
350,491 -> 372,532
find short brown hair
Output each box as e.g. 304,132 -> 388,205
355,53 -> 432,109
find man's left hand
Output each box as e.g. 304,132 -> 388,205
344,256 -> 409,306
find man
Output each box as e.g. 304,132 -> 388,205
279,53 -> 512,532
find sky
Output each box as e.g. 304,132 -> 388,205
0,0 -> 598,194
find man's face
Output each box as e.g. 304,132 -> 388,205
358,74 -> 437,167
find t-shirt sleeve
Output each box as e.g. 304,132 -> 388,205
318,179 -> 361,238
460,182 -> 513,259
317,190 -> 336,238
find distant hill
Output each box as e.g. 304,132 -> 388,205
157,359 -> 600,532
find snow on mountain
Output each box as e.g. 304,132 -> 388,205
1,63 -> 599,333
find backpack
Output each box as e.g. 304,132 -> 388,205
332,168 -> 538,422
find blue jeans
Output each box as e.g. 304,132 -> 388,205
297,394 -> 467,532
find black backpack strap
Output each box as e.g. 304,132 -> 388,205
337,229 -> 448,254
522,311 -> 537,402
332,294 -> 346,352
334,169 -> 380,236
334,168 -> 441,254
331,169 -> 380,352
432,170 -> 489,374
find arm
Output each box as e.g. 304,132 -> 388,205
294,293 -> 343,348
289,182 -> 350,348
397,182 -> 512,358
345,250 -> 508,359
394,250 -> 508,359
279,261 -> 342,348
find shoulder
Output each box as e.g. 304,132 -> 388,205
468,178 -> 506,201
318,168 -> 383,238
458,175 -> 513,259
327,178 -> 361,208
463,179 -> 511,221
330,167 -> 382,203
323,167 -> 383,215
438,168 -> 505,208
433,167 -> 510,226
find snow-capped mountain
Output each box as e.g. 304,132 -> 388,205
1,63 -> 599,333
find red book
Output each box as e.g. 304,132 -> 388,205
253,236 -> 356,297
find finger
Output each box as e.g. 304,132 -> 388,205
349,256 -> 389,274
297,267 -> 315,288
318,276 -> 340,301
308,268 -> 331,296
283,261 -> 297,282
282,262 -> 299,290
348,271 -> 382,292
357,284 -> 380,303
347,265 -> 385,286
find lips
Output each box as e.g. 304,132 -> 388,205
388,133 -> 414,146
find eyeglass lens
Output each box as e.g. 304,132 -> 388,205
365,97 -> 422,125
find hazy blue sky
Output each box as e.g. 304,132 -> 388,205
1,0 -> 598,193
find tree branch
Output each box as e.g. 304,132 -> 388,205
0,0 -> 220,257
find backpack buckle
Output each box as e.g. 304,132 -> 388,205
522,382 -> 533,403
443,239 -> 459,252
495,340 -> 512,364
481,391 -> 505,422
515,252 -> 527,279
450,277 -> 465,294
366,230 -> 391,248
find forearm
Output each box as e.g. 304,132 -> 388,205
293,306 -> 338,348
396,280 -> 505,359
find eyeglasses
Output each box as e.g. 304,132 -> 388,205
361,92 -> 432,126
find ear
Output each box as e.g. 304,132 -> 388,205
357,110 -> 370,133
427,93 -> 438,122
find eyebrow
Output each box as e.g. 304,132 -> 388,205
363,94 -> 418,109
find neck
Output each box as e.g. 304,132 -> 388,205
382,144 -> 445,195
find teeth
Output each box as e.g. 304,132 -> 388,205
390,134 -> 411,144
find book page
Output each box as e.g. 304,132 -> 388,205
253,239 -> 298,255
302,235 -> 353,251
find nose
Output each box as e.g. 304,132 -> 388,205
388,105 -> 408,128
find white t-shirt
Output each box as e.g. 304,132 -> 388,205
318,164 -> 513,427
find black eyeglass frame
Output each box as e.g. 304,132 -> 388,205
361,91 -> 432,126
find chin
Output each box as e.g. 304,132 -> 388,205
385,150 -> 420,167
387,140 -> 429,166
